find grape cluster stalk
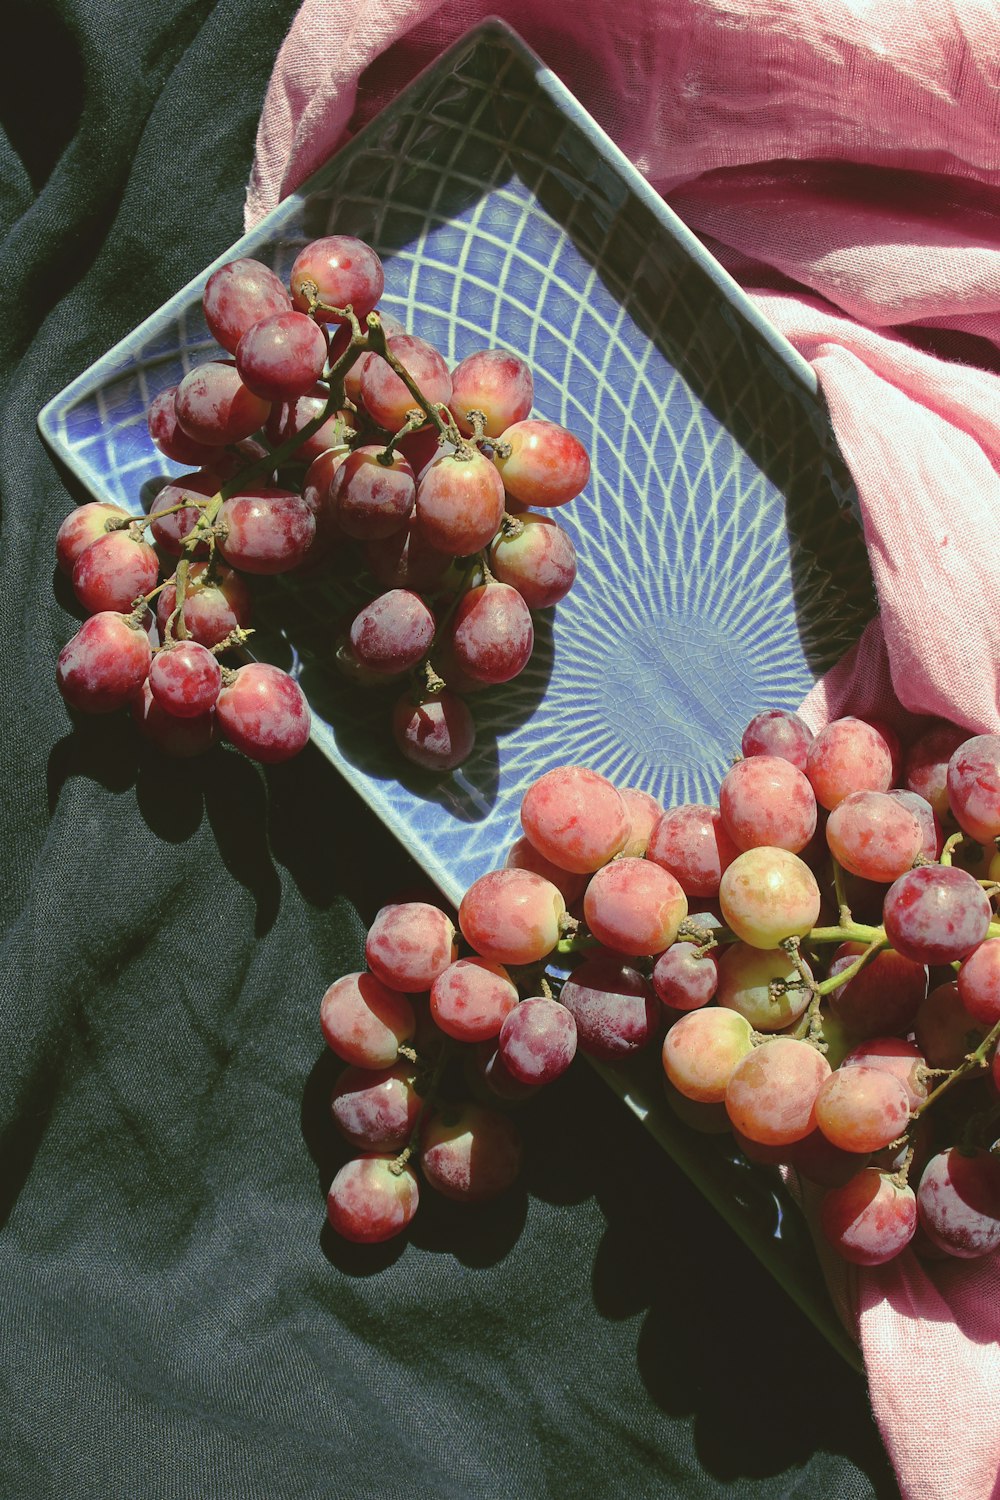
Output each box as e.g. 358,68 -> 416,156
55,236 -> 589,768
319,713 -> 1000,1264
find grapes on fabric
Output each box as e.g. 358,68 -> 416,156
316,704 -> 1000,1256
54,235 -> 589,771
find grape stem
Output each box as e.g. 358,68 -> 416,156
831,857 -> 852,927
389,1041 -> 450,1176
913,1015 -> 1000,1118
364,314 -> 463,448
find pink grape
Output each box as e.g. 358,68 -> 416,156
215,662 -> 311,763
583,858 -> 687,956
904,720 -> 969,817
559,951 -> 660,1062
493,419 -> 590,507
57,612 -> 152,714
203,257 -> 292,353
957,938 -> 1000,1026
174,361 -> 271,446
360,335 -> 452,431
330,1063 -> 420,1151
414,449 -> 505,555
662,1008 -> 754,1103
718,847 -> 821,949
365,519 -> 453,593
130,680 -> 217,758
391,690 -> 475,771
645,804 -> 738,898
917,1148 -> 1000,1259
420,1104 -> 522,1203
618,787 -> 662,859
218,488 -> 316,574
156,561 -> 251,649
148,641 -> 221,718
72,531 -> 159,615
520,765 -> 628,874
332,446 -> 416,540
265,385 -> 356,462
497,997 -> 577,1085
814,1067 -> 911,1153
715,943 -> 813,1032
349,590 -> 434,675
651,943 -> 719,1011
147,385 -> 222,466
820,1169 -> 917,1265
825,790 -> 922,882
886,788 -> 941,861
805,717 -> 894,810
450,349 -> 533,437
365,902 -> 456,992
319,971 -> 415,1068
235,310 -> 328,401
429,957 -> 519,1043
450,581 -> 533,684
459,869 -> 565,966
741,708 -> 814,771
327,1155 -> 419,1243
914,980 -> 986,1069
56,503 -> 130,575
725,1037 -> 831,1145
488,514 -> 577,609
719,755 -> 817,853
147,470 -> 220,558
882,864 -> 992,965
841,1037 -> 929,1111
504,835 -> 587,905
946,734 -> 1000,844
826,943 -> 927,1038
289,236 -> 384,323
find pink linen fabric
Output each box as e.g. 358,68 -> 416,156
246,4 -> 1000,1496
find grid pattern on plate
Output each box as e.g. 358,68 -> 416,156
40,22 -> 872,1365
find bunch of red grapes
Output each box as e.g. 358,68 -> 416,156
320,711 -> 1000,1267
54,235 -> 588,766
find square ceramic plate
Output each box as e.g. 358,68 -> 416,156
39,18 -> 873,1368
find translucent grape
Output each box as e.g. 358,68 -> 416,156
414,449 -> 505,556
825,790 -> 922,882
725,1037 -> 831,1146
360,335 -> 452,432
493,419 -> 590,508
814,1066 -> 911,1153
327,1155 -> 418,1243
450,349 -> 533,436
429,957 -> 519,1043
819,1169 -> 917,1265
583,857 -> 687,956
715,943 -> 813,1032
520,765 -> 628,875
718,847 -> 821,949
365,902 -> 457,993
488,514 -> 577,608
719,754 -> 817,853
459,869 -> 565,966
806,717 -> 894,810
289,236 -> 384,323
618,788 -> 662,859
662,1008 -> 754,1103
645,804 -> 738,897
319,971 -> 415,1068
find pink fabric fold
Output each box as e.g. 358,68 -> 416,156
246,4 -> 1000,1495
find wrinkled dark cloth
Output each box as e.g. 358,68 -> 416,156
0,2 -> 899,1496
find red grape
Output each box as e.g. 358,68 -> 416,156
917,1148 -> 1000,1259
450,349 -> 533,437
841,1036 -> 929,1111
946,734 -> 1000,844
289,236 -> 384,323
718,847 -> 821,949
429,957 -> 519,1043
148,640 -> 221,718
156,561 -> 251,649
218,488 -> 316,574
582,857 -> 687,956
72,530 -> 160,615
215,662 -> 311,763
332,446 -> 416,540
957,938 -> 1000,1026
420,1104 -> 522,1203
741,709 -> 813,771
327,1154 -> 418,1243
719,755 -> 817,853
805,717 -> 894,810
487,514 -> 577,609
618,787 -> 662,859
147,470 -> 219,558
391,690 -> 475,771
497,997 -> 577,1085
819,1169 -> 917,1265
414,449 -> 505,556
459,869 -> 565,966
330,1063 -> 420,1151
520,766 -> 628,874
813,1066 -> 911,1153
450,581 -> 533,684
662,1007 -> 754,1103
493,419 -> 590,507
360,334 -> 452,432
725,1037 -> 831,1146
645,804 -> 738,898
56,611 -> 152,714
365,902 -> 457,993
349,590 -> 435,676
826,790 -> 922,882
147,385 -> 222,466
503,836 -> 587,905
904,720 -> 969,818
55,502 -> 130,575
235,310 -> 328,401
319,971 -> 415,1068
882,864 -> 992,965
914,981 -> 986,1070
265,385 -> 356,462
203,257 -> 292,353
715,942 -> 813,1032
651,943 -> 719,1011
130,680 -> 217,757
826,944 -> 927,1038
559,951 -> 660,1062
174,361 -> 271,446
365,519 -> 453,593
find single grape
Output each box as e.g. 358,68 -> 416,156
330,1063 -> 420,1151
825,790 -> 922,882
916,1148 -> 1000,1259
715,943 -> 813,1032
148,640 -> 221,718
493,419 -> 590,507
450,349 -> 533,436
429,956 -> 519,1043
520,765 -> 628,874
203,257 -> 293,353
449,581 -> 534,685
332,446 -> 416,540
903,720 -> 969,818
645,804 -> 738,898
215,662 -> 311,763
825,944 -> 927,1038
414,449 -> 505,555
359,334 -> 453,433
289,236 -> 385,323
130,680 -> 217,758
806,717 -> 894,810
235,310 -> 328,401
365,902 -> 457,993
841,1036 -> 929,1111
559,951 -> 660,1062
265,385 -> 356,462
651,943 -> 719,1011
349,590 -> 435,676
886,788 -> 942,861
725,1037 -> 831,1146
420,1104 -> 522,1202
72,531 -> 159,615
946,734 -> 1000,844
583,857 -> 688,956
55,502 -> 130,575
913,981 -> 986,1070
391,690 -> 475,771
56,612 -> 152,714
147,470 -> 220,558
319,971 -> 415,1068
156,561 -> 252,649
218,488 -> 316,574
487,514 -> 577,610
957,938 -> 1000,1026
719,755 -> 817,853
819,1169 -> 917,1265
741,709 -> 814,771
504,836 -> 587,905
147,385 -> 222,466
718,847 -> 821,949
174,361 -> 271,446
327,1155 -> 419,1243
497,997 -> 577,1085
459,869 -> 565,966
882,864 -> 992,965
662,1007 -> 754,1103
618,787 -> 662,859
813,1066 -> 911,1153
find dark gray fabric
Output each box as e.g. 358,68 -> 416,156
0,2 -> 899,1494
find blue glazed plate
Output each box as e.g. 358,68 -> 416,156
39,19 -> 871,1369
